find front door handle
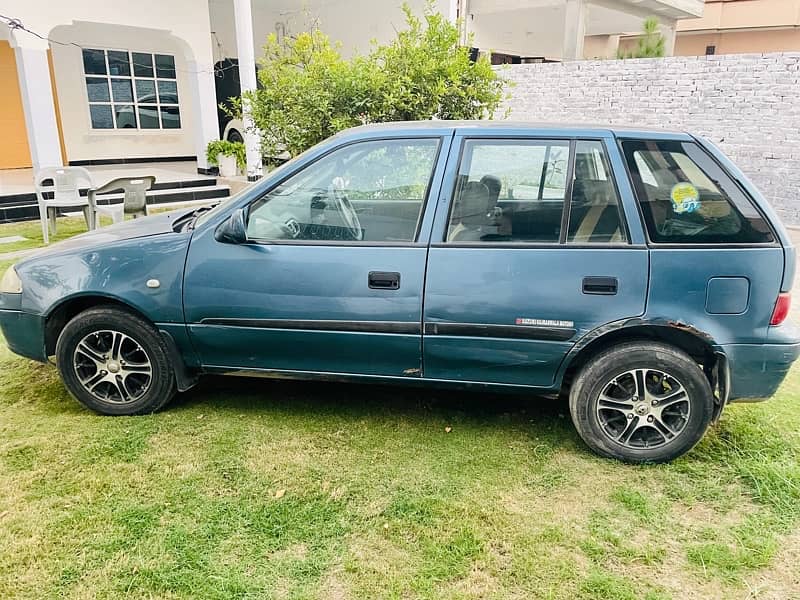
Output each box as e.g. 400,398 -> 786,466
583,276 -> 618,295
369,271 -> 401,290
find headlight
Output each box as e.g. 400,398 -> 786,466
0,266 -> 22,294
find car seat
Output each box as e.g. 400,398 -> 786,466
448,181 -> 492,241
570,178 -> 623,242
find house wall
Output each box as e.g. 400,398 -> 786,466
0,41 -> 31,168
583,34 -> 621,59
675,30 -> 800,55
499,53 -> 800,225
677,0 -> 800,32
672,0 -> 800,55
467,5 -> 570,59
207,0 -> 454,61
5,0 -> 217,164
49,23 -> 197,162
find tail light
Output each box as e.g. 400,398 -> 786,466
770,293 -> 791,326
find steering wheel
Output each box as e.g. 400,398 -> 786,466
329,177 -> 363,241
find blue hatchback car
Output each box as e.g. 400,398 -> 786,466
2,121 -> 798,462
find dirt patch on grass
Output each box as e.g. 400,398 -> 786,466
744,528 -> 800,599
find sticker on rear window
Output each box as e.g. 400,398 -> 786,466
670,182 -> 700,214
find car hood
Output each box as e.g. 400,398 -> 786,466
19,208 -> 194,263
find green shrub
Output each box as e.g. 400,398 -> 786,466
231,1 -> 505,158
205,140 -> 246,171
617,17 -> 666,59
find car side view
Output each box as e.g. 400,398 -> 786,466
1,121 -> 798,463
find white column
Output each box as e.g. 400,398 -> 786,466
444,0 -> 459,22
459,0 -> 471,47
661,21 -> 677,57
562,0 -> 587,61
14,43 -> 62,170
187,58 -> 221,173
233,0 -> 263,181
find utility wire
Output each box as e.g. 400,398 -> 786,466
0,13 -> 238,77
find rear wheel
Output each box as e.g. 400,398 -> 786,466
55,306 -> 176,415
569,342 -> 714,463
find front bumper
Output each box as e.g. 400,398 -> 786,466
0,308 -> 47,362
722,340 -> 800,402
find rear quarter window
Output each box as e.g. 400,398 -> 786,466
621,140 -> 774,244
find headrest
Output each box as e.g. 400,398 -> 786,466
479,175 -> 502,198
453,181 -> 490,223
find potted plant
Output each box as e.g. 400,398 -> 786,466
206,140 -> 246,177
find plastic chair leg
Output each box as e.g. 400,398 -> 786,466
39,204 -> 49,245
82,206 -> 94,230
48,207 -> 57,237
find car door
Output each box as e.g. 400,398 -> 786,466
183,134 -> 450,377
422,132 -> 649,388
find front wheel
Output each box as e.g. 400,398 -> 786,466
569,342 -> 714,463
55,306 -> 176,415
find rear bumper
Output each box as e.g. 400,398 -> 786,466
722,339 -> 800,402
0,308 -> 47,362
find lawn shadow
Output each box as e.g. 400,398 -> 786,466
172,374 -> 575,438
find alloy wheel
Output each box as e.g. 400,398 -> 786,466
72,330 -> 153,403
595,368 -> 691,449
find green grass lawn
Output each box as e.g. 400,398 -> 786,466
1,214 -> 799,598
0,217 -> 94,254
0,208 -> 184,274
2,330 -> 800,599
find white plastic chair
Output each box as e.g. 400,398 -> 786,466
88,176 -> 155,225
34,167 -> 96,244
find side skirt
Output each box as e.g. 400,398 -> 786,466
201,365 -> 560,397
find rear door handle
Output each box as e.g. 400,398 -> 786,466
582,276 -> 618,295
369,271 -> 401,290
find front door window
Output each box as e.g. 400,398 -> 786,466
246,138 -> 440,243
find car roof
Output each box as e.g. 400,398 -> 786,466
342,120 -> 692,140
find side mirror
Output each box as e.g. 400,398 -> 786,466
215,208 -> 248,244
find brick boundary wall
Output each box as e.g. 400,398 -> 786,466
498,53 -> 800,226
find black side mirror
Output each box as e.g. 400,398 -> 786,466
215,208 -> 248,244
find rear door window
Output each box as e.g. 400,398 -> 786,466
621,140 -> 774,244
446,139 -> 569,243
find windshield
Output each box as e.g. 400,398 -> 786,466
194,144 -> 326,228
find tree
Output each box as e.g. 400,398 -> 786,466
236,2 -> 505,158
618,17 -> 666,59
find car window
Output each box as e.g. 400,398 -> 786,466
195,148 -> 314,228
622,140 -> 774,244
246,138 -> 439,242
567,141 -> 626,243
446,139 -> 569,243
633,152 -> 657,187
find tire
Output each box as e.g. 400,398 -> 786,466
55,306 -> 176,415
569,342 -> 714,463
227,128 -> 244,143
